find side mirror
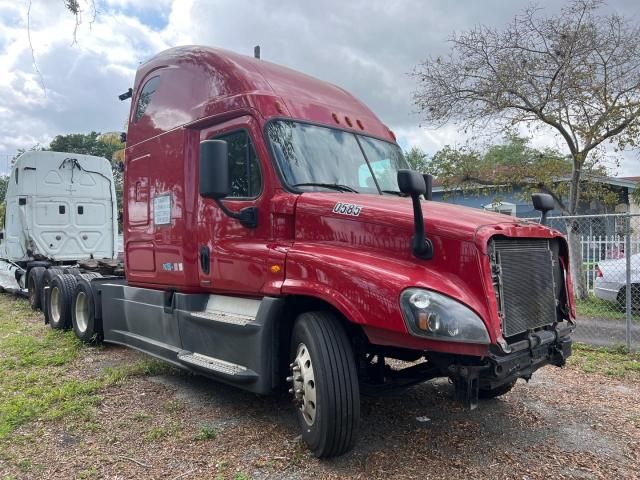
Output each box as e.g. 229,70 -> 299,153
398,169 -> 426,196
398,170 -> 433,260
199,140 -> 230,199
532,193 -> 554,225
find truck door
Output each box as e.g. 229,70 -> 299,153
198,116 -> 270,294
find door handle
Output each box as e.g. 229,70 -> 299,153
199,245 -> 210,274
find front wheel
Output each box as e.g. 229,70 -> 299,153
288,311 -> 360,458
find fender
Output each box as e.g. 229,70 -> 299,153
283,239 -> 496,353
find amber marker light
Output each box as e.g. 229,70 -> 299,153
270,265 -> 282,274
275,101 -> 284,114
418,312 -> 428,331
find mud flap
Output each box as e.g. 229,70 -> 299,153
449,365 -> 487,410
453,371 -> 479,410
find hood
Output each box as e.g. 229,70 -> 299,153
294,192 -> 536,244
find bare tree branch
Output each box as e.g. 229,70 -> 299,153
413,0 -> 640,216
27,0 -> 46,96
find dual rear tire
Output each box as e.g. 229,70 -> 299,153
71,276 -> 102,343
45,272 -> 103,344
48,274 -> 78,330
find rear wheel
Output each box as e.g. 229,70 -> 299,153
288,311 -> 359,458
64,267 -> 82,277
27,266 -> 46,310
71,278 -> 102,343
48,274 -> 78,330
479,379 -> 517,399
41,268 -> 64,324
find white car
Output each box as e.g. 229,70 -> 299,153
594,253 -> 640,308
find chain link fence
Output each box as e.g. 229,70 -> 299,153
546,213 -> 640,351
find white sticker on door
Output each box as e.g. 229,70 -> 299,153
153,194 -> 171,225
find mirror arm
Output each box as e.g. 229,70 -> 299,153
410,194 -> 433,260
214,199 -> 258,229
540,210 -> 549,226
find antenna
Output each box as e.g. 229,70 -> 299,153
254,45 -> 261,59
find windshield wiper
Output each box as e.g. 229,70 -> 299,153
382,189 -> 408,197
293,182 -> 359,193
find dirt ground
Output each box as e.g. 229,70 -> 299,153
1,301 -> 639,479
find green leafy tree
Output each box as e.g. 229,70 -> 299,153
404,146 -> 430,173
413,1 -> 640,298
48,132 -> 121,159
431,133 -> 619,206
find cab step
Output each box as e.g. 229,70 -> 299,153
189,310 -> 255,326
177,351 -> 258,382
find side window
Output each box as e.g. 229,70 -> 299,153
134,76 -> 160,123
217,131 -> 262,198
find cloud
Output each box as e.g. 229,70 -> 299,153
0,0 -> 638,178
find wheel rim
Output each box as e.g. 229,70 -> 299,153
50,286 -> 62,324
75,291 -> 88,333
289,343 -> 317,426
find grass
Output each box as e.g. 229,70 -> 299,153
569,343 -> 640,377
575,294 -> 640,322
0,294 -> 170,440
144,426 -> 168,442
194,424 -> 220,441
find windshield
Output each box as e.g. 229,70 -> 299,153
266,120 -> 409,194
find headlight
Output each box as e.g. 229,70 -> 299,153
400,288 -> 490,344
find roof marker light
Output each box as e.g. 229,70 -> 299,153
332,113 -> 340,124
356,119 -> 364,130
345,116 -> 353,127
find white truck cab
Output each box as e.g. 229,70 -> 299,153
1,151 -> 117,264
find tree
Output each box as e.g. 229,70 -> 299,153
27,1 -> 97,93
413,0 -> 640,298
404,146 -> 430,173
430,133 -> 619,205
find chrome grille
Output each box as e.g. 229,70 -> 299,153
491,238 -> 558,338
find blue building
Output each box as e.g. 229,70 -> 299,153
431,176 -> 638,235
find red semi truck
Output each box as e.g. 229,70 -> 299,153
36,46 -> 574,457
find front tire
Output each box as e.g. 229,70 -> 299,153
289,311 -> 360,458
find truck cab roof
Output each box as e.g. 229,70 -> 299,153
127,45 -> 396,147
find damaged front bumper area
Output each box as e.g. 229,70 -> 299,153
445,321 -> 574,410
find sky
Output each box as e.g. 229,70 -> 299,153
0,0 -> 639,176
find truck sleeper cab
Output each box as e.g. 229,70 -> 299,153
48,46 -> 573,458
0,151 -> 117,300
